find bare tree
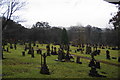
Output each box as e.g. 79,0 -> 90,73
1,0 -> 26,30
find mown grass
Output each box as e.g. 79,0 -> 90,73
2,43 -> 120,78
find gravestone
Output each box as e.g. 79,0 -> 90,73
46,45 -> 50,56
89,66 -> 99,77
40,53 -> 50,75
37,49 -> 42,54
36,45 -> 39,47
97,50 -> 100,55
58,48 -> 63,61
31,47 -> 34,58
28,48 -> 32,54
22,51 -> 25,56
112,57 -> 117,59
51,46 -> 54,55
6,47 -> 9,52
53,47 -> 57,55
14,44 -> 17,50
118,57 -> 120,62
24,44 -> 27,51
10,43 -> 13,49
33,43 -> 36,46
65,51 -> 70,61
89,58 -> 96,67
76,56 -> 82,64
106,50 -> 110,59
95,61 -> 100,69
86,45 -> 92,54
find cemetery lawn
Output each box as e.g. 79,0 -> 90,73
2,44 -> 120,78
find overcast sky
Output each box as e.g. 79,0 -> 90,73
17,0 -> 118,28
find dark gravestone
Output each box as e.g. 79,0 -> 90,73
95,61 -> 100,69
28,49 -> 31,54
40,53 -> 50,75
65,51 -> 70,61
6,47 -> 9,52
33,43 -> 36,46
97,50 -> 100,55
89,66 -> 99,77
24,44 -> 27,51
118,57 -> 120,62
31,47 -> 34,58
51,46 -> 54,55
86,46 -> 92,54
14,44 -> 17,50
46,45 -> 50,56
36,45 -> 39,47
112,57 -> 117,59
76,56 -> 82,64
106,50 -> 110,59
52,47 -> 57,55
58,49 -> 63,61
37,49 -> 42,54
22,51 -> 25,56
89,59 -> 96,67
10,43 -> 13,49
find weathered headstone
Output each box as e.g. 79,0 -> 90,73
76,56 -> 82,64
118,57 -> 120,62
10,43 -> 13,49
46,44 -> 50,56
89,58 -> 96,67
24,44 -> 27,51
89,66 -> 99,77
14,44 -> 17,50
6,47 -> 9,52
65,51 -> 70,61
86,45 -> 92,54
106,50 -> 110,59
58,48 -> 63,61
31,47 -> 34,58
40,53 -> 50,75
22,51 -> 25,56
37,49 -> 42,54
95,61 -> 100,69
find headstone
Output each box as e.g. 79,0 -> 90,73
106,50 -> 110,59
112,57 -> 117,59
76,56 -> 82,64
22,51 -> 25,56
10,43 -> 13,49
14,44 -> 17,50
95,61 -> 100,69
51,46 -> 54,55
46,45 -> 50,56
53,47 -> 57,55
58,48 -> 63,61
65,51 -> 70,61
36,45 -> 39,47
31,47 -> 34,58
40,53 -> 50,75
89,66 -> 99,77
97,50 -> 100,55
86,45 -> 92,54
88,59 -> 96,67
33,43 -> 36,46
6,47 -> 9,52
24,44 -> 27,51
37,49 -> 42,54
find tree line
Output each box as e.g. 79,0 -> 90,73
2,19 -> 119,48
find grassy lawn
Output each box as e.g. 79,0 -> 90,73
2,44 -> 120,78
